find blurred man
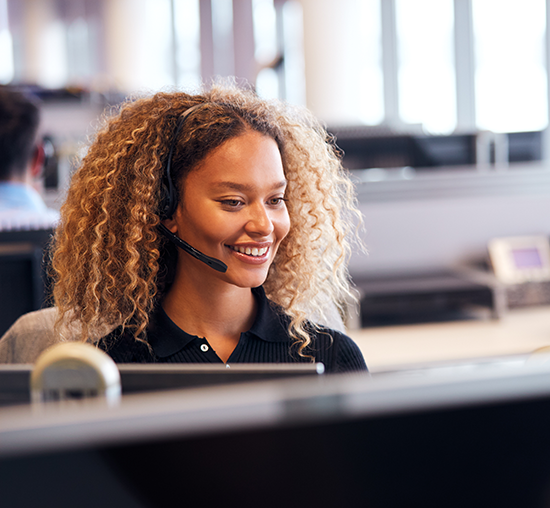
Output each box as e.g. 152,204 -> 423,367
0,87 -> 59,230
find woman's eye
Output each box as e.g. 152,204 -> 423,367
221,199 -> 243,207
268,197 -> 286,206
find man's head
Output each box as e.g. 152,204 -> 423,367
0,87 -> 41,181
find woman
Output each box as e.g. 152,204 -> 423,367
50,83 -> 366,372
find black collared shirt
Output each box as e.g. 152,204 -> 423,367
98,286 -> 367,373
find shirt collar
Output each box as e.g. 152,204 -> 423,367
147,305 -> 197,358
148,286 -> 291,358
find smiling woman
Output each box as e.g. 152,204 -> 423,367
165,131 -> 290,290
161,131 -> 291,361
40,83 -> 366,372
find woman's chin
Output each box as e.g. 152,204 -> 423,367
226,270 -> 269,289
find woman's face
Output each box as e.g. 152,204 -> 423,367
166,130 -> 290,289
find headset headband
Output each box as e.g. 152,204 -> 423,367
161,103 -> 207,220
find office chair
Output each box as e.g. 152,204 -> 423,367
0,228 -> 54,337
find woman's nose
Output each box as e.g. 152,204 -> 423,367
245,203 -> 274,236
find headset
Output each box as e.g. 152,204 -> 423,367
157,104 -> 228,273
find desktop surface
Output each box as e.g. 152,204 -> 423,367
349,303 -> 550,371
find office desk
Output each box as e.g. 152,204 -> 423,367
348,304 -> 550,372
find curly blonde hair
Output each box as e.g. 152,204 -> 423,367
51,83 -> 360,355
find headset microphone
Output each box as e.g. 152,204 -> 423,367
158,103 -> 228,274
158,223 -> 228,273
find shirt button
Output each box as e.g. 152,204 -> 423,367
200,344 -> 209,352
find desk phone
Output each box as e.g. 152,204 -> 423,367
488,235 -> 550,285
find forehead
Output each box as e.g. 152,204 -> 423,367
186,131 -> 286,190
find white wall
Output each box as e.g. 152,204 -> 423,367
349,164 -> 550,278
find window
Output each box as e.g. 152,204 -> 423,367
173,0 -> 201,89
357,0 -> 384,125
473,0 -> 547,133
253,0 -> 279,98
0,0 -> 13,84
396,0 -> 456,133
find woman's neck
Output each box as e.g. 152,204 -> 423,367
161,270 -> 256,362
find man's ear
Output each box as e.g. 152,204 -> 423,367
30,143 -> 45,179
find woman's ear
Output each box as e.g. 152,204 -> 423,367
161,215 -> 178,234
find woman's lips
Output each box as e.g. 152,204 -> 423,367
228,245 -> 269,256
226,243 -> 271,263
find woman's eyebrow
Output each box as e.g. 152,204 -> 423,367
212,180 -> 287,191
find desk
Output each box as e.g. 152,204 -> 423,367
348,304 -> 550,372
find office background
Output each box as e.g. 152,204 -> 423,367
2,0 -> 550,366
4,7 -> 550,505
2,0 -> 548,132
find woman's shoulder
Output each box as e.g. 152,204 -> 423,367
309,325 -> 368,373
98,326 -> 155,363
258,289 -> 367,372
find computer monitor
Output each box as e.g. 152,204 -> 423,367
508,130 -> 542,162
331,127 -> 543,171
118,363 -> 324,393
329,126 -> 478,170
2,357 -> 550,507
0,363 -> 324,407
0,228 -> 54,336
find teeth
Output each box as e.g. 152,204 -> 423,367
231,246 -> 268,256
